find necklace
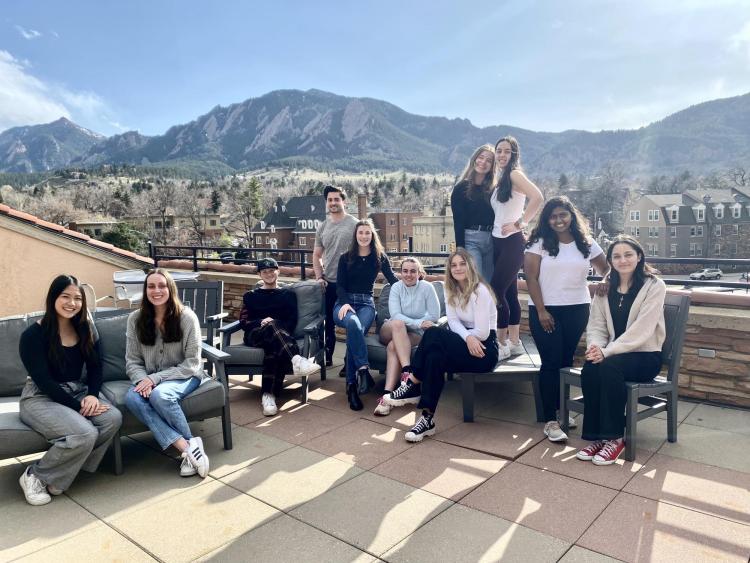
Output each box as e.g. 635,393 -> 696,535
618,294 -> 625,309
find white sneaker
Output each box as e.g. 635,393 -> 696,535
544,421 -> 568,442
292,355 -> 321,376
508,340 -> 525,356
373,396 -> 391,416
498,341 -> 511,360
568,415 -> 578,429
262,392 -> 278,416
179,453 -> 198,477
19,467 -> 51,506
186,437 -> 209,478
47,484 -> 64,496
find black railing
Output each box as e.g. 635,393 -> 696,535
149,243 -> 750,292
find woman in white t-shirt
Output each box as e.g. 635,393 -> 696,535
524,196 -> 609,443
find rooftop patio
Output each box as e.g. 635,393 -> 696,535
2,338 -> 750,563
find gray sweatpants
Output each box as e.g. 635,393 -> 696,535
19,380 -> 122,491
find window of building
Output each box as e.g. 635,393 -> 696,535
629,210 -> 640,221
314,220 -> 321,229
696,208 -> 705,222
733,224 -> 739,235
714,243 -> 721,255
439,243 -> 448,252
649,227 -> 658,237
730,242 -> 738,255
732,205 -> 741,219
697,225 -> 703,236
402,218 -> 408,226
94,229 -> 102,236
209,219 -> 217,226
402,233 -> 408,240
299,237 -> 306,246
670,226 -> 677,237
155,221 -> 162,229
265,236 -> 270,244
714,206 -> 724,219
389,233 -> 396,241
389,247 -> 397,253
270,225 -> 276,233
715,224 -> 721,236
689,243 -> 702,257
670,208 -> 679,222
256,236 -> 262,244
670,244 -> 677,257
389,218 -> 396,226
648,209 -> 660,221
646,243 -> 658,256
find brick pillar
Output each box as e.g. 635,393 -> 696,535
358,193 -> 368,219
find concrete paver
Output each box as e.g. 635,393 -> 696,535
658,423 -> 750,474
202,426 -> 294,479
682,403 -> 750,435
248,402 -> 356,445
435,416 -> 545,460
559,545 -> 624,563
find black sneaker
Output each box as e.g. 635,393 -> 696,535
384,378 -> 421,407
405,411 -> 436,442
325,351 -> 333,367
357,367 -> 375,394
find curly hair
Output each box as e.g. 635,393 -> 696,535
526,196 -> 592,258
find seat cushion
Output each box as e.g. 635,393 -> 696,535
0,315 -> 32,396
224,344 -> 266,365
290,281 -> 323,338
95,313 -> 130,382
366,334 -> 388,372
0,397 -> 50,458
375,284 -> 392,332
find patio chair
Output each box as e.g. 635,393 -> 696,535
175,280 -> 227,349
559,292 -> 691,461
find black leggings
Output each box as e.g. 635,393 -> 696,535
491,232 -> 525,329
413,327 -> 499,413
246,321 -> 300,395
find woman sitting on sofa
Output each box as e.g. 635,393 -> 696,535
18,274 -> 122,506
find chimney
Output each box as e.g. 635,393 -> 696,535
358,193 -> 368,219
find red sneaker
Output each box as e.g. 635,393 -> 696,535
576,441 -> 605,461
592,440 -> 626,465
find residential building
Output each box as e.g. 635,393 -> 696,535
251,196 -> 326,263
412,208 -> 455,266
127,213 -> 223,239
68,219 -> 120,238
370,210 -> 420,254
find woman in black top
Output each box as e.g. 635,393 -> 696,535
17,275 -> 122,505
451,144 -> 496,282
334,219 -> 398,410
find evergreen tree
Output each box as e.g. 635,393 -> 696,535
210,189 -> 221,213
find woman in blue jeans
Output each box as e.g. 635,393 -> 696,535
451,144 -> 495,282
334,219 -> 398,410
125,268 -> 209,478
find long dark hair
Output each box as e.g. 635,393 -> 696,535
346,219 -> 385,266
494,135 -> 521,203
136,268 -> 184,345
526,196 -> 592,258
606,235 -> 658,296
40,274 -> 95,368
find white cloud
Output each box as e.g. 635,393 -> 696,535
15,25 -> 42,40
728,20 -> 750,58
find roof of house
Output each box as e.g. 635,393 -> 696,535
0,204 -> 153,265
255,196 -> 328,231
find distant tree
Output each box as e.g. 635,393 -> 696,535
147,180 -> 177,244
370,187 -> 382,208
227,177 -> 264,245
728,166 -> 747,187
210,189 -> 221,213
558,173 -> 570,190
100,222 -> 146,253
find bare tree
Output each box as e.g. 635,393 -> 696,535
729,166 -> 747,187
226,177 -> 264,245
146,179 -> 177,244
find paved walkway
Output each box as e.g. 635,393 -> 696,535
2,345 -> 750,562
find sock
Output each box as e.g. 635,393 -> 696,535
422,409 -> 433,420
402,365 -> 413,373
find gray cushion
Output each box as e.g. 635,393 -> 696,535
375,284 -> 392,331
0,316 -> 32,397
432,281 -> 446,317
224,344 -> 266,365
290,281 -> 323,338
95,314 -> 130,382
0,397 -> 50,457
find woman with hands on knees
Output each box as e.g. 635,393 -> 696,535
386,249 -> 499,442
576,235 -> 666,465
125,268 -> 210,478
373,257 -> 440,417
18,275 -> 122,506
334,219 -> 398,411
524,196 -> 609,443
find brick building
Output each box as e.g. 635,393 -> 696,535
370,210 -> 420,254
251,196 -> 326,263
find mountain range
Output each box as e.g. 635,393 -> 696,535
1,89 -> 749,176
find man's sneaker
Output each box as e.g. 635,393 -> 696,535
498,341 -> 511,360
47,484 -> 64,496
262,392 -> 278,416
357,367 -> 375,394
544,421 -> 568,442
19,467 -> 51,506
384,378 -> 421,407
592,439 -> 626,466
567,415 -> 578,429
292,355 -> 321,377
338,366 -> 347,378
405,411 -> 436,442
179,452 -> 198,477
508,340 -> 525,356
373,396 -> 391,416
576,440 -> 606,461
186,437 -> 209,478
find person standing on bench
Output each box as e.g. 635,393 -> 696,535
125,268 -> 210,478
373,257 -> 440,417
387,249 -> 499,442
524,196 -> 609,443
576,235 -> 666,465
239,257 -> 321,417
18,274 -> 122,506
313,185 -> 358,369
334,218 -> 398,411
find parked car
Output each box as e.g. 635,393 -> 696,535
741,272 -> 749,281
689,268 -> 723,280
234,249 -> 252,265
219,252 -> 234,264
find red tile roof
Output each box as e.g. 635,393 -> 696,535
0,203 -> 153,265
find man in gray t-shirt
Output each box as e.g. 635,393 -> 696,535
313,186 -> 358,365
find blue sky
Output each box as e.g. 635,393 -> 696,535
2,0 -> 750,136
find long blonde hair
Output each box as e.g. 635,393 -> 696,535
445,248 -> 495,308
458,144 -> 495,200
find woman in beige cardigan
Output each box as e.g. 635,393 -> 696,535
576,235 -> 666,465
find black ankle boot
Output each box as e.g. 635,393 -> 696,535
346,383 -> 363,411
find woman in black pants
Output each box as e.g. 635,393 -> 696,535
386,249 -> 499,442
524,197 -> 609,443
577,235 -> 666,465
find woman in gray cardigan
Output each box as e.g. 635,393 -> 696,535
577,236 -> 666,466
125,269 -> 209,478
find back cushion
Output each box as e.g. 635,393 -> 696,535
0,316 -> 33,396
375,284 -> 392,331
290,281 -> 322,337
432,281 -> 446,317
95,314 -> 130,382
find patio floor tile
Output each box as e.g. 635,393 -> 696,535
360,403 -> 465,436
434,416 -> 545,460
476,390 -> 544,426
652,399 -> 698,423
108,479 -> 281,562
559,545 -> 624,562
371,439 -> 508,501
198,514 -> 376,562
517,437 -> 652,490
382,503 -> 569,562
682,403 -> 750,435
247,402 -> 356,445
289,471 -> 451,557
303,418 -> 414,470
657,423 -> 750,474
578,492 -> 750,562
460,462 -> 617,543
566,416 -> 667,453
220,445 -> 363,511
202,426 -> 294,479
623,453 -> 750,525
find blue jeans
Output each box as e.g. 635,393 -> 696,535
464,229 -> 494,282
125,377 -> 200,450
333,294 -> 376,384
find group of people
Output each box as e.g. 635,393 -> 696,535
15,135 -> 667,507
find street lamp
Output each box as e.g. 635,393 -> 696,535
593,210 -> 613,235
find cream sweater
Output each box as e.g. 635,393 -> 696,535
586,276 -> 666,358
